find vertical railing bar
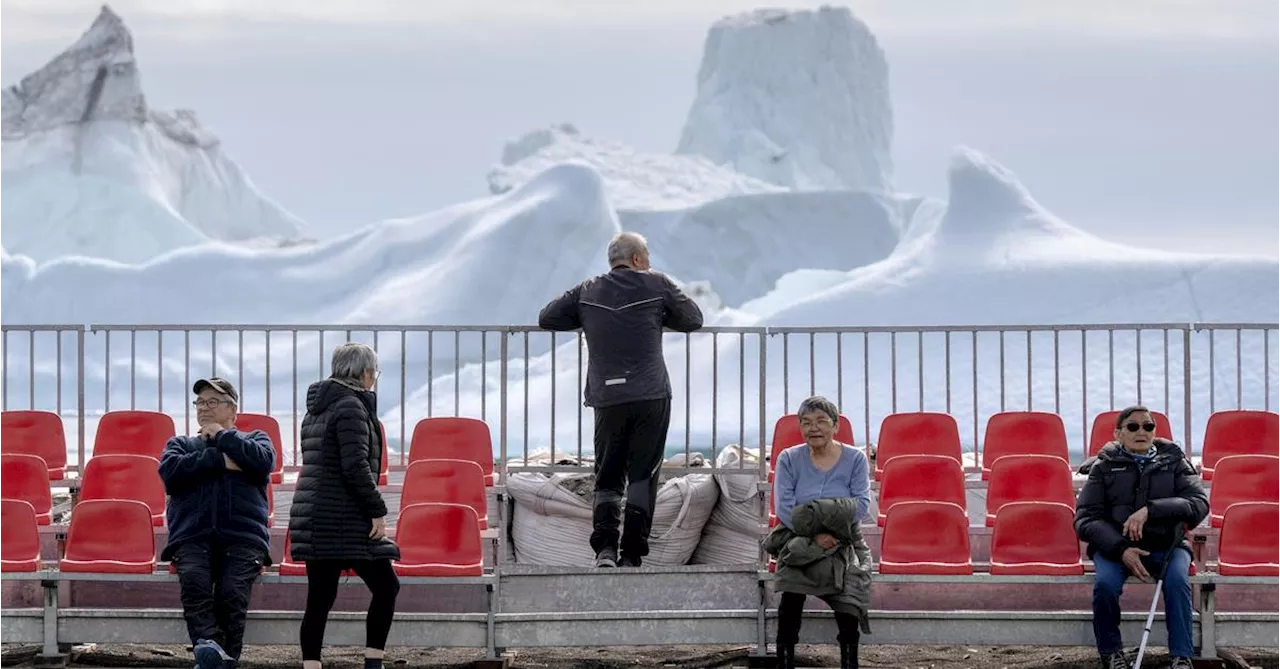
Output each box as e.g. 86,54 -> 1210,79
291,330 -> 298,467
523,332 -> 530,465
1136,329 -> 1142,405
318,330 -> 324,381
238,329 -> 244,407
783,334 -> 790,411
1081,330 -> 1088,459
577,334 -> 584,462
157,330 -> 164,413
1209,329 -> 1216,413
918,331 -> 925,411
836,334 -> 844,410
1183,328 -> 1194,456
1107,329 -> 1115,409
399,331 -> 407,466
482,332 -> 489,426
685,333 -> 692,455
757,333 -> 768,569
998,330 -> 1005,412
739,332 -> 746,458
945,331 -> 952,415
427,332 -> 434,418
1,330 -> 7,411
1026,329 -> 1032,411
1052,330 -> 1060,415
808,332 -> 815,397
1236,328 -> 1243,409
1266,329 -> 1272,412
499,332 -> 509,485
129,330 -> 136,410
1163,329 -> 1170,413
28,330 -> 36,410
105,331 -> 111,412
972,332 -> 980,468
549,332 -> 556,463
183,331 -> 190,433
862,333 -> 871,451
890,332 -> 898,414
453,331 -> 460,415
56,332 -> 63,420
712,333 -> 719,463
76,329 -> 85,467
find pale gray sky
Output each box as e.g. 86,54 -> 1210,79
3,0 -> 1277,256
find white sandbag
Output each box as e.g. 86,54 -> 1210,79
506,452 -> 720,566
692,445 -> 766,565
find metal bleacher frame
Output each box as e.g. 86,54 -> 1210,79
2,322 -> 1278,665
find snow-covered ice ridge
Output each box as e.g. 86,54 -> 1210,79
1,5 -> 306,264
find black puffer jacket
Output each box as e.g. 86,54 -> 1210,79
288,379 -> 399,562
1074,438 -> 1209,560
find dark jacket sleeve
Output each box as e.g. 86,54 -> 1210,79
217,429 -> 277,482
1147,458 -> 1210,525
334,402 -> 388,519
158,436 -> 225,495
538,284 -> 583,331
660,275 -> 703,332
1074,463 -> 1129,559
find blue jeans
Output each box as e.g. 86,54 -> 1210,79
1092,547 -> 1194,657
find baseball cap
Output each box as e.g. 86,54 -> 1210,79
192,377 -> 239,404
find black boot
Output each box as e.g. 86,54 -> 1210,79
775,644 -> 796,669
840,642 -> 858,669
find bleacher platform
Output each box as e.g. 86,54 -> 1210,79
2,409 -> 1277,666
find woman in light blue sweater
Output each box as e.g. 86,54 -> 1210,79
772,396 -> 871,668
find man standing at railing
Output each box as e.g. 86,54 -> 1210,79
539,231 -> 704,568
159,378 -> 276,669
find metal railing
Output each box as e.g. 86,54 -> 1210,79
0,322 -> 1275,474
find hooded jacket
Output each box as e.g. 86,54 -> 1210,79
764,497 -> 872,633
288,378 -> 399,562
1074,438 -> 1208,560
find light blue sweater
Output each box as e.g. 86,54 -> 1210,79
774,443 -> 872,529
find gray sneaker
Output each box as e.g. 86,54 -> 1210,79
1168,657 -> 1194,669
1101,652 -> 1128,669
594,548 -> 618,568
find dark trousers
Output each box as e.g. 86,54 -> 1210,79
776,591 -> 862,647
590,398 -> 671,558
300,559 -> 401,661
173,541 -> 265,660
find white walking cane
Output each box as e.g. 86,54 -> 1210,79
1133,523 -> 1186,669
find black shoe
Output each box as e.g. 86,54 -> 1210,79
594,548 -> 618,568
840,642 -> 858,669
1101,652 -> 1128,669
619,554 -> 642,568
775,644 -> 796,669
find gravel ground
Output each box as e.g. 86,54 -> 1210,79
3,644 -> 1277,669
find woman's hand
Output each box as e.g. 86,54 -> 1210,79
814,533 -> 838,549
369,516 -> 387,541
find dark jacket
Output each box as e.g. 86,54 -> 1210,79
538,267 -> 703,408
288,379 -> 399,562
764,498 -> 872,633
1074,438 -> 1209,560
158,428 -> 275,562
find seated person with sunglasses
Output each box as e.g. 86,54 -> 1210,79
1074,405 -> 1208,669
159,378 -> 276,669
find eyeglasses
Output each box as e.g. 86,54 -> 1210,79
799,418 -> 833,430
1124,422 -> 1157,433
193,399 -> 233,409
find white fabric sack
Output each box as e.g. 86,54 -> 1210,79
692,444 -> 766,565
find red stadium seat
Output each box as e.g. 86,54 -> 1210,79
79,454 -> 166,526
93,411 -> 175,458
408,418 -> 493,485
378,421 -> 390,486
235,413 -> 285,483
878,501 -> 972,575
875,412 -> 963,480
981,412 -> 1069,479
1,411 -> 67,479
393,502 -> 483,577
985,454 -> 1075,526
0,454 -> 52,524
877,455 -> 966,527
1208,455 -> 1279,527
1,499 -> 42,572
402,459 -> 488,530
1088,410 -> 1173,458
1201,411 -> 1280,481
59,499 -> 156,574
1218,502 -> 1280,576
990,501 -> 1083,575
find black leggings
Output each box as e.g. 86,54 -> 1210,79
300,559 -> 401,660
776,591 -> 861,646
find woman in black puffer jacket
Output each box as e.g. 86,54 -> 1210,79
289,342 -> 400,669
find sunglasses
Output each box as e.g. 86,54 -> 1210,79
1124,422 -> 1157,433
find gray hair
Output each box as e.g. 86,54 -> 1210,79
331,342 -> 378,380
796,395 -> 839,423
607,232 -> 648,266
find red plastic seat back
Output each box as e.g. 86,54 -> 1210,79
877,455 -> 966,525
60,499 -> 156,573
0,454 -> 52,524
990,501 -> 1083,575
1,499 -> 42,572
1,411 -> 67,479
402,459 -> 488,529
985,454 -> 1075,526
1088,410 -> 1173,458
395,502 -> 483,576
1201,411 -> 1280,480
875,412 -> 962,480
770,414 -> 856,476
878,501 -> 972,574
1218,502 -> 1280,576
235,413 -> 285,483
378,421 -> 390,486
1209,455 -> 1280,527
79,454 -> 166,525
981,412 -> 1069,479
408,418 -> 493,485
93,411 -> 175,458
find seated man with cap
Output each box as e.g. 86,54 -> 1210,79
159,378 -> 276,669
